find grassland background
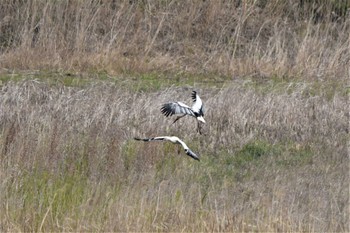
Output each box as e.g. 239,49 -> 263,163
0,0 -> 349,232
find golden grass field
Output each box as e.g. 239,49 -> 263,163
0,0 -> 349,232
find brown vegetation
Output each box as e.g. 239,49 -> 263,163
0,0 -> 349,79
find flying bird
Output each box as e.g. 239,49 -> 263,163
161,91 -> 205,134
134,136 -> 200,161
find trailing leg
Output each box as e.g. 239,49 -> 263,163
172,114 -> 186,124
197,121 -> 202,134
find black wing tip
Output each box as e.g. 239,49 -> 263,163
160,103 -> 174,117
134,137 -> 151,141
186,149 -> 200,161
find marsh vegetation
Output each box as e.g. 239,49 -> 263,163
0,0 -> 349,232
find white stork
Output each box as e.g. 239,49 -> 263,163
134,136 -> 200,161
161,91 -> 205,134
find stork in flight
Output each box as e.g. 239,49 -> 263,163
161,91 -> 205,134
134,136 -> 200,161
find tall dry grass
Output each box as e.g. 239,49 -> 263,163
0,0 -> 349,79
0,80 -> 348,231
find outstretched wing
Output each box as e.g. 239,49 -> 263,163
161,102 -> 195,117
135,136 -> 200,161
134,137 -> 167,142
191,91 -> 204,115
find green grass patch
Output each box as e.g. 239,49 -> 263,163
0,73 -> 23,85
234,140 -> 313,168
242,75 -> 347,98
121,140 -> 138,171
276,143 -> 313,167
0,70 -> 229,91
113,71 -> 229,92
5,168 -> 88,231
2,69 -> 345,98
196,140 -> 315,190
235,140 -> 274,164
198,141 -> 275,186
0,71 -> 90,87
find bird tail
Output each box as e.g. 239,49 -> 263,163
191,91 -> 197,102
